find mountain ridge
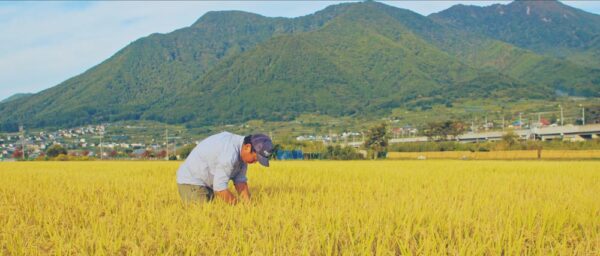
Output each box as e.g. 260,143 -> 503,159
430,0 -> 600,67
0,1 -> 598,131
0,93 -> 33,104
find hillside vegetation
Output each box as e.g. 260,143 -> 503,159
1,1 -> 598,131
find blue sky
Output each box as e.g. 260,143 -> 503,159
1,1 -> 599,100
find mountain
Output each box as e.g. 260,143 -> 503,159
0,4 -> 355,131
0,93 -> 33,104
366,2 -> 600,98
430,0 -> 600,68
0,1 -> 598,131
174,4 -> 530,126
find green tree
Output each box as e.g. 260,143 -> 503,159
501,130 -> 520,148
46,144 -> 67,158
271,144 -> 282,160
364,123 -> 389,159
448,121 -> 466,141
424,120 -> 465,142
178,144 -> 196,159
323,145 -> 363,160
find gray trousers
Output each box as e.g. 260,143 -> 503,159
177,184 -> 214,204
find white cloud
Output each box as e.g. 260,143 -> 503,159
0,1 -> 598,100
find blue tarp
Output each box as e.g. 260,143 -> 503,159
276,150 -> 304,160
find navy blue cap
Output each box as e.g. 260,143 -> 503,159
250,134 -> 273,167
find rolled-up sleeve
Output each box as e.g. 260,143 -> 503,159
212,165 -> 230,192
233,164 -> 248,184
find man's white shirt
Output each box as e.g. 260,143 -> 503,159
176,132 -> 248,191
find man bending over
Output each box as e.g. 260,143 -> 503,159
176,132 -> 273,204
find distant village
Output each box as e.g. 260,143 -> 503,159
0,122 -> 429,161
0,124 -> 172,161
2,114 -> 599,161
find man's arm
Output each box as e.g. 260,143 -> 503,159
234,182 -> 250,202
213,165 -> 237,205
215,189 -> 237,204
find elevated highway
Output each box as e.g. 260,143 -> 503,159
345,124 -> 600,147
456,124 -> 600,142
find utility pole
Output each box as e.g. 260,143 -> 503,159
100,136 -> 103,160
559,105 -> 564,126
484,116 -> 488,131
580,104 -> 585,125
519,112 -> 523,128
173,140 -> 177,160
172,134 -> 181,160
165,128 -> 169,161
537,113 -> 541,126
19,125 -> 25,160
343,132 -> 347,146
164,131 -> 181,160
530,114 -> 533,129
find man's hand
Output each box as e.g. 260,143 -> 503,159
234,182 -> 251,202
215,189 -> 237,205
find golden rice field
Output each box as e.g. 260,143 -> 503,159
1,160 -> 599,255
387,150 -> 600,160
